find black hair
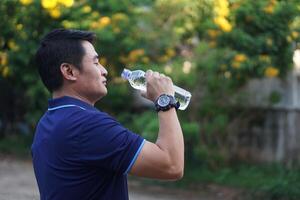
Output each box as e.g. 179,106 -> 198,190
35,29 -> 96,92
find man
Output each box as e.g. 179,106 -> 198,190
32,28 -> 184,200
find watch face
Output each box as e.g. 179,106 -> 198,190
158,95 -> 170,107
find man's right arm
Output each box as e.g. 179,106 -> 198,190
129,70 -> 184,180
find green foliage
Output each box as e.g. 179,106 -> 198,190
203,0 -> 299,79
0,0 -> 300,197
117,111 -> 158,142
181,0 -> 300,168
269,90 -> 281,104
183,163 -> 300,200
118,111 -> 200,150
0,0 -> 161,135
98,83 -> 132,114
0,134 -> 32,157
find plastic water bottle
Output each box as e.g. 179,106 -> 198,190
121,68 -> 192,110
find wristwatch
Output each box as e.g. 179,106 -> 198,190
155,94 -> 180,112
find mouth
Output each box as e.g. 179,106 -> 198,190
102,80 -> 107,86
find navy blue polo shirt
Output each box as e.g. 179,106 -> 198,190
31,96 -> 145,200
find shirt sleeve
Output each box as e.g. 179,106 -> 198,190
78,111 -> 145,174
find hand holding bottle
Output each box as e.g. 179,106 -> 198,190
121,68 -> 192,110
142,70 -> 175,102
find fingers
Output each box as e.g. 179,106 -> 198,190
159,73 -> 166,77
145,70 -> 153,78
159,74 -> 172,84
144,70 -> 174,101
146,70 -> 173,88
154,72 -> 160,76
146,70 -> 169,80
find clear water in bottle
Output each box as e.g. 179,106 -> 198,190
121,68 -> 192,110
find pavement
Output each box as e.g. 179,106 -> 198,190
0,157 -> 241,200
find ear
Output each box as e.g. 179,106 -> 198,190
60,63 -> 79,81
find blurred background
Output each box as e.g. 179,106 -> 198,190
0,0 -> 300,199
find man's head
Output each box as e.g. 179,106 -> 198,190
36,29 -> 108,103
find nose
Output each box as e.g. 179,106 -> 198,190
100,65 -> 108,76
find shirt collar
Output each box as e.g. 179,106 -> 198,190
48,96 -> 97,111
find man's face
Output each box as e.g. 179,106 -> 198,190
76,41 -> 108,103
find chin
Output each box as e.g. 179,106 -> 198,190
102,87 -> 108,96
97,89 -> 108,99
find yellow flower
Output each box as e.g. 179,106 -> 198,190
113,27 -> 121,33
287,36 -> 292,43
49,8 -> 61,19
259,55 -> 271,63
215,0 -> 229,7
8,40 -> 20,51
99,17 -> 111,28
270,0 -> 277,4
164,65 -> 172,74
16,24 -> 23,30
291,31 -> 299,39
62,20 -> 74,28
128,49 -> 145,62
92,11 -> 100,18
264,5 -> 274,14
207,29 -> 219,38
20,0 -> 33,5
214,0 -> 230,19
266,38 -> 273,46
90,22 -> 99,29
142,57 -> 150,64
214,17 -> 232,32
0,52 -> 8,66
158,55 -> 169,63
2,66 -> 10,77
166,48 -> 176,57
214,0 -> 229,12
41,0 -> 57,9
214,6 -> 229,17
265,66 -> 279,77
234,54 -> 247,63
112,13 -> 128,22
82,5 -> 92,13
58,0 -> 73,7
232,62 -> 241,69
264,0 -> 277,14
99,57 -> 107,66
213,0 -> 231,32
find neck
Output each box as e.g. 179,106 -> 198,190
52,88 -> 95,106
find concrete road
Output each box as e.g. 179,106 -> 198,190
0,158 -> 239,200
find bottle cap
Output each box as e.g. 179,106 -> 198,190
121,68 -> 131,80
